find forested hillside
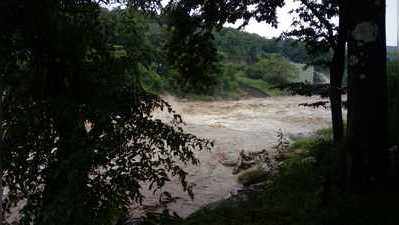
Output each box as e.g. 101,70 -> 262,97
214,28 -> 309,64
87,8 -> 396,100
106,9 -> 314,98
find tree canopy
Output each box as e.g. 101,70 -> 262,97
246,54 -> 299,86
0,1 -> 212,225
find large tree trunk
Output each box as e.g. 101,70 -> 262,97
333,0 -> 347,189
329,3 -> 346,144
346,0 -> 389,190
329,65 -> 344,144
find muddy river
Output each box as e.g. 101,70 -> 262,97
131,95 -> 334,218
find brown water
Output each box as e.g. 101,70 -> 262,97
131,95 -> 333,218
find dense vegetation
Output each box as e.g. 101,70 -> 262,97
214,28 -> 309,65
245,54 -> 299,86
1,3 -> 212,225
96,9 -> 313,98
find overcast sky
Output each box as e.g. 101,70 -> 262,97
235,0 -> 398,46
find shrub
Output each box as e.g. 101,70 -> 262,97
217,64 -> 241,94
246,54 -> 299,86
237,167 -> 268,186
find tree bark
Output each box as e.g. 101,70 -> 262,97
329,4 -> 346,144
332,0 -> 348,190
346,0 -> 389,191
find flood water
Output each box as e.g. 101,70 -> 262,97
130,95 -> 334,218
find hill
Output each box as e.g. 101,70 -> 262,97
214,28 -> 310,64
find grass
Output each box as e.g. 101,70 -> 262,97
289,128 -> 333,150
157,75 -> 283,102
237,76 -> 283,97
291,63 -> 315,83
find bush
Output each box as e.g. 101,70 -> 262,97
246,54 -> 299,86
237,76 -> 282,96
140,65 -> 166,94
237,167 -> 268,186
217,64 -> 241,94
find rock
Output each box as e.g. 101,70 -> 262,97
237,167 -> 268,186
208,122 -> 225,128
230,149 -> 274,174
275,152 -> 290,161
287,132 -> 306,141
293,149 -> 306,155
216,151 -> 239,167
220,159 -> 238,167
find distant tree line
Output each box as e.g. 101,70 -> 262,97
95,9 -> 314,97
214,28 -> 310,64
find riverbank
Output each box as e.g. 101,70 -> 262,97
128,95 -> 334,218
133,129 -> 399,225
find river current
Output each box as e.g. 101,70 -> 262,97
131,95 -> 334,218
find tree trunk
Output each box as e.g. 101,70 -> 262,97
333,0 -> 348,190
329,14 -> 346,144
346,0 -> 389,191
329,75 -> 344,144
327,0 -> 347,145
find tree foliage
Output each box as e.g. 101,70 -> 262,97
215,28 -> 310,64
163,3 -> 220,95
161,0 -> 285,95
283,0 -> 339,66
246,54 -> 299,86
0,1 -> 212,225
93,7 -> 313,97
282,0 -> 347,143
